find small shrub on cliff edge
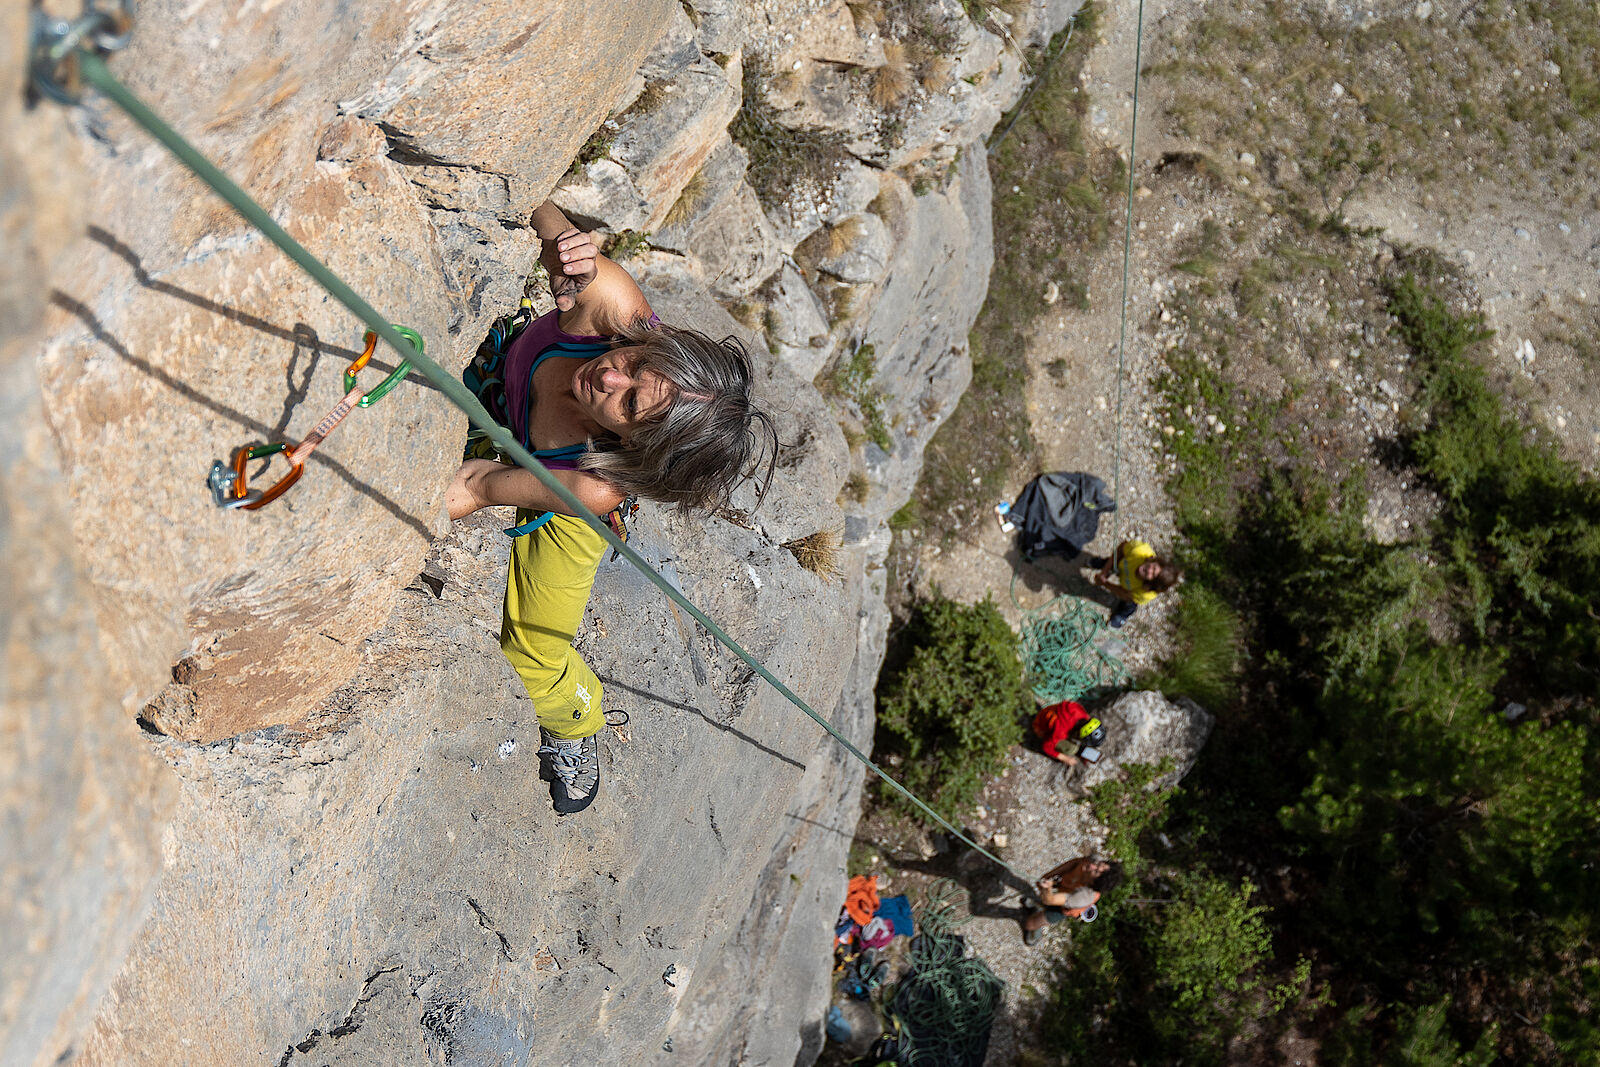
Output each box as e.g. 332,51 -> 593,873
875,594 -> 1028,821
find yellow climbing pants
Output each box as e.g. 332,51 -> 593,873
501,510 -> 606,740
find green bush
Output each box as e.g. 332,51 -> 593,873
875,594 -> 1028,821
1149,874 -> 1275,1045
1086,759 -> 1175,878
1389,272 -> 1600,690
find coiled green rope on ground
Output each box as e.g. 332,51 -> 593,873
884,881 -> 1004,1067
1014,587 -> 1130,704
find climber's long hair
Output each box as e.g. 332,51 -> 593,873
579,319 -> 778,512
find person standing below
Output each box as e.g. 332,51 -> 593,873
1022,856 -> 1123,945
1087,539 -> 1182,629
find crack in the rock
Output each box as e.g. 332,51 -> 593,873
707,797 -> 726,849
275,963 -> 404,1064
465,896 -> 517,961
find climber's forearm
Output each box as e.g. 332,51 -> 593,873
532,201 -> 577,242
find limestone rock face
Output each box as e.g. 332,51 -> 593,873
342,1 -> 672,177
1078,690 -> 1216,790
760,263 -> 834,382
1,12 -> 177,1067
611,57 -> 742,232
802,211 -> 893,285
764,158 -> 883,254
773,0 -> 890,70
651,138 -> 784,300
687,0 -> 751,56
552,157 -> 654,233
77,503 -> 860,1067
853,146 -> 993,525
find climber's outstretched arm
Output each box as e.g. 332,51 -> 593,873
445,457 -> 623,522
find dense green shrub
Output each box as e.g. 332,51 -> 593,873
1085,758 -> 1175,878
1389,272 -> 1600,690
1148,873 -> 1275,1044
1086,271 -> 1600,1065
874,594 -> 1029,822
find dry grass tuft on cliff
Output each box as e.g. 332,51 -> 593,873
783,527 -> 845,581
663,168 -> 711,229
872,42 -> 914,108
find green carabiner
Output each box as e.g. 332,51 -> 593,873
344,325 -> 421,407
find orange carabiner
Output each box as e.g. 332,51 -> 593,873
207,325 -> 420,511
218,442 -> 303,510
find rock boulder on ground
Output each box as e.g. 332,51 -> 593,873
1077,690 -> 1216,790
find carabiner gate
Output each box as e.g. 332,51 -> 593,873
344,325 -> 421,408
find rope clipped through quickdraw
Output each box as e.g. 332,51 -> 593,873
884,881 -> 1004,1067
207,328 -> 419,509
40,24 -> 1040,891
1108,0 -> 1147,547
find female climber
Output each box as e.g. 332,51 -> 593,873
445,200 -> 776,815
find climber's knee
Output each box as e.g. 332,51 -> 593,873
505,645 -> 605,739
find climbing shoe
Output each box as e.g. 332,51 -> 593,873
537,728 -> 600,815
1024,924 -> 1046,947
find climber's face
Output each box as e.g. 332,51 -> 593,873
572,347 -> 676,440
1137,561 -> 1162,582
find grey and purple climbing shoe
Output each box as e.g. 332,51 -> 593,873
537,728 -> 600,815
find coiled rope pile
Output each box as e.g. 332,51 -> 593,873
884,881 -> 1005,1067
1018,594 -> 1130,704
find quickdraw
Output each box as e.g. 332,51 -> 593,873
209,326 -> 420,510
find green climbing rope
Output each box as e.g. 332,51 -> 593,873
57,47 -> 1039,889
884,881 -> 1004,1067
1019,594 -> 1129,703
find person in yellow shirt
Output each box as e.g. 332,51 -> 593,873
1087,540 -> 1182,629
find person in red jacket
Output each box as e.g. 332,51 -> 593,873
1031,700 -> 1106,765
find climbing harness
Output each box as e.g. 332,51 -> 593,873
207,327 -> 419,509
463,298 -> 639,554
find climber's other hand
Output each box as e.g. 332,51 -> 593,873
446,458 -> 501,520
